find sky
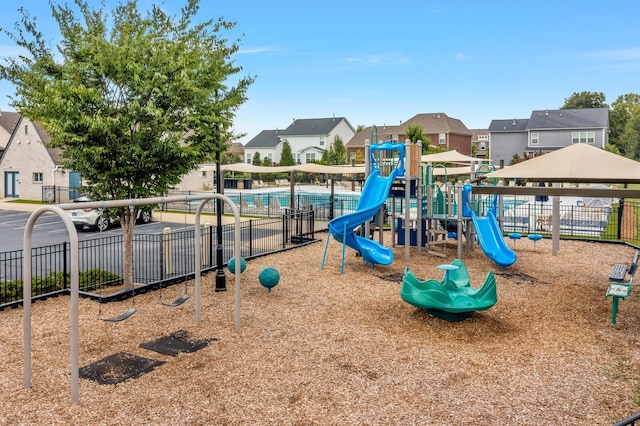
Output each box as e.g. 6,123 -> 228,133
0,0 -> 639,145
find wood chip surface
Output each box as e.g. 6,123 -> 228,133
1,234 -> 640,425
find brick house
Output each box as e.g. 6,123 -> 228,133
345,113 -> 472,162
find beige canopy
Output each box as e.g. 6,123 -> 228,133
218,161 -> 473,176
421,150 -> 480,164
219,162 -> 366,174
486,143 -> 640,184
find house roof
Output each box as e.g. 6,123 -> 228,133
346,113 -> 471,148
243,129 -> 282,148
488,119 -> 530,132
0,111 -> 20,135
527,108 -> 609,130
345,124 -> 404,148
402,113 -> 471,136
489,108 -> 609,133
486,143 -> 640,183
228,142 -> 244,155
277,117 -> 352,136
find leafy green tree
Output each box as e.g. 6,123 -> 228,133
321,135 -> 347,165
619,112 -> 640,160
262,156 -> 273,167
0,0 -> 254,288
222,152 -> 241,165
405,124 -> 430,154
609,94 -> 640,152
252,152 -> 262,166
279,140 -> 295,166
331,135 -> 347,165
561,91 -> 608,109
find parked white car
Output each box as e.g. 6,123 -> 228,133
67,196 -> 153,231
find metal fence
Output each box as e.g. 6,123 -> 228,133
160,190 -> 358,222
499,199 -> 640,244
0,208 -> 317,309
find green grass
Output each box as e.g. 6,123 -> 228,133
6,199 -> 44,205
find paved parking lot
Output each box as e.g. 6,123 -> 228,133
0,207 -> 238,252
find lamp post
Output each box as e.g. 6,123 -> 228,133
215,150 -> 226,291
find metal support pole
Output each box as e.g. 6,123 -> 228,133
215,153 -> 226,291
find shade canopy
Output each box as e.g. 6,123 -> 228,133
219,162 -> 366,174
421,150 -> 479,164
486,143 -> 640,184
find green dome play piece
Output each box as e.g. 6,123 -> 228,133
228,256 -> 247,274
259,266 -> 280,292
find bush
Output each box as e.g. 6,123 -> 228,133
0,268 -> 122,303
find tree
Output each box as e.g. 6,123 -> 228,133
609,94 -> 640,152
262,156 -> 273,167
321,135 -> 347,165
252,152 -> 262,166
0,0 -> 254,288
619,112 -> 640,160
561,91 -> 608,109
405,124 -> 430,154
280,140 -> 295,166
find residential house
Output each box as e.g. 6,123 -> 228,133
488,108 -> 609,167
0,113 -> 248,197
470,129 -> 489,159
243,117 -> 356,165
0,111 -> 20,156
0,115 -> 76,200
346,113 -> 473,162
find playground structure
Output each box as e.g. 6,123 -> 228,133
400,259 -> 498,321
321,129 -> 518,273
22,194 -> 243,404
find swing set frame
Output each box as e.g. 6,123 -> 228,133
22,194 -> 243,404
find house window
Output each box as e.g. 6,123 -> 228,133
199,171 -> 207,178
572,131 -> 595,144
478,135 -> 489,141
33,172 -> 43,183
530,133 -> 539,145
25,125 -> 28,135
320,137 -> 324,146
247,154 -> 251,164
438,133 -> 446,145
305,153 -> 316,163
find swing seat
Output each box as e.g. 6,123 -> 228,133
162,294 -> 189,307
101,307 -> 137,322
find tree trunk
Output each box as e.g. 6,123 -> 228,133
121,210 -> 137,290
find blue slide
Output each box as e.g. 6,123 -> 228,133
327,167 -> 398,267
470,210 -> 517,268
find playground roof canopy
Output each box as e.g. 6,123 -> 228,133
421,150 -> 480,164
219,162 -> 367,174
218,162 -> 475,176
485,143 -> 640,184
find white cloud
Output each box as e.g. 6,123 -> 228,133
343,53 -> 411,66
238,46 -> 276,55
